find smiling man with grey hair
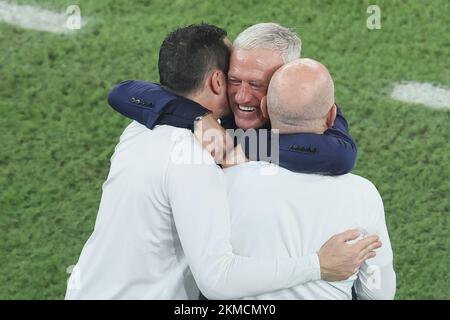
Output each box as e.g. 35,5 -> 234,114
227,22 -> 302,129
233,22 -> 302,63
225,58 -> 396,299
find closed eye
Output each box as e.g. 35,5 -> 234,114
228,79 -> 241,86
249,82 -> 266,90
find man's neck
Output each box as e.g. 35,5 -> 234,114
272,119 -> 327,135
185,92 -> 218,120
275,125 -> 326,135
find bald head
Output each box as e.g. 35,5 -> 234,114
266,58 -> 336,134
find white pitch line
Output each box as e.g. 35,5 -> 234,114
0,1 -> 86,34
390,81 -> 450,110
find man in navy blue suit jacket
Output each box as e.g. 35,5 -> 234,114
108,22 -> 357,175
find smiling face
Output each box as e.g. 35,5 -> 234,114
227,48 -> 284,129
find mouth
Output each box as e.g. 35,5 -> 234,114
237,105 -> 256,112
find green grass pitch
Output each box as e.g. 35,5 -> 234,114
0,0 -> 449,299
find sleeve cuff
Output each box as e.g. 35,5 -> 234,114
310,253 -> 322,281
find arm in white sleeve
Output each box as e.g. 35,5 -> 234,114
355,187 -> 396,300
165,133 -> 321,300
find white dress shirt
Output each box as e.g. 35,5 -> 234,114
65,122 -> 321,300
224,161 -> 396,300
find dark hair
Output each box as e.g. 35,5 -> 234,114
158,24 -> 231,95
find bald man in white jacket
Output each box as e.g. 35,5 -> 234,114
224,59 -> 396,299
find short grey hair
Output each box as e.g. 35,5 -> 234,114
233,22 -> 301,63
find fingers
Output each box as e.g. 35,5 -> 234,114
338,229 -> 361,242
358,241 -> 382,260
193,118 -> 244,166
353,234 -> 380,251
224,131 -> 235,153
204,143 -> 217,160
196,126 -> 227,163
223,145 -> 248,167
367,240 -> 382,252
347,251 -> 377,276
360,251 -> 377,265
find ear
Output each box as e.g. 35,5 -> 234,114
260,96 -> 269,120
326,104 -> 337,128
210,70 -> 226,95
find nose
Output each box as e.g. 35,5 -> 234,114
234,83 -> 252,105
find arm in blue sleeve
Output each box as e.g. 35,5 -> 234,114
108,81 -> 356,174
107,80 -> 209,131
277,106 -> 358,175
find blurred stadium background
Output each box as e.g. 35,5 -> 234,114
0,0 -> 449,299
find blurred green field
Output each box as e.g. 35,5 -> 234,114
0,0 -> 449,299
